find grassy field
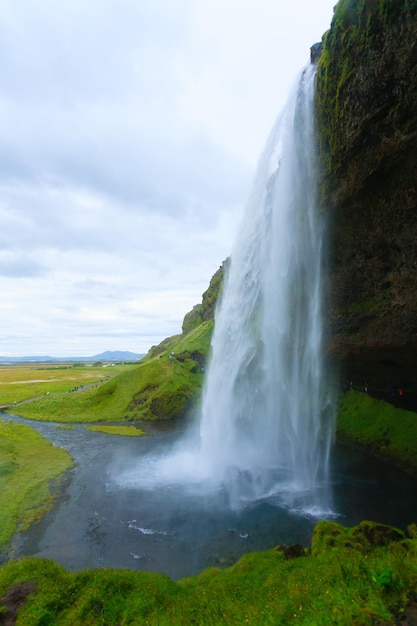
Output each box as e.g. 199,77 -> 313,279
7,357 -> 202,423
2,322 -> 214,423
0,417 -> 72,552
0,363 -> 130,407
1,520 -> 416,625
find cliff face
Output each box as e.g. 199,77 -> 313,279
316,0 -> 417,385
181,258 -> 229,334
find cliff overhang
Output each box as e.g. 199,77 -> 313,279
315,0 -> 417,385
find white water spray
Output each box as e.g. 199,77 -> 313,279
117,63 -> 335,517
198,64 -> 334,509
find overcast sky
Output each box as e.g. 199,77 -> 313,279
0,0 -> 336,357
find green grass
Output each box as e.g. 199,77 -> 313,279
10,322 -> 214,423
0,363 -> 128,406
337,391 -> 417,475
144,320 -> 214,362
171,320 -> 214,356
1,520 -> 417,624
84,425 -> 145,436
12,358 -> 199,422
0,418 -> 72,551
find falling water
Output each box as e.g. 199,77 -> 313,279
199,63 -> 335,511
115,62 -> 335,519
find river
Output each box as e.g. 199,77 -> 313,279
4,412 -> 417,581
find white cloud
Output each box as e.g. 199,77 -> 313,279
0,0 -> 336,356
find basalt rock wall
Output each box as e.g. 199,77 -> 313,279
316,0 -> 417,386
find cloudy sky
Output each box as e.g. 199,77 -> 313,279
0,0 -> 336,357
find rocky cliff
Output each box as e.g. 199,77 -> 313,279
316,0 -> 417,387
181,258 -> 229,335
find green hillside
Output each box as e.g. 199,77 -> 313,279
14,321 -> 214,423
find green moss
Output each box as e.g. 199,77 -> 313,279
182,304 -> 203,335
146,334 -> 182,360
337,292 -> 392,314
171,320 -> 213,357
2,520 -> 417,624
316,0 -> 417,203
311,519 -> 404,556
181,259 -> 229,335
339,298 -> 379,314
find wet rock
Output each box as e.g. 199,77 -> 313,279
283,544 -> 306,560
310,41 -> 322,64
400,592 -> 417,626
354,521 -> 404,547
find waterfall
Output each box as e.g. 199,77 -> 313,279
199,64 -> 334,511
117,62 -> 335,519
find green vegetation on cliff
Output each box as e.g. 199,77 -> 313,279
317,0 -> 417,201
2,519 -> 417,625
315,0 -> 417,357
0,418 -> 72,552
181,259 -> 229,335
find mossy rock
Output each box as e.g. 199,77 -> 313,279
149,388 -> 192,419
315,0 -> 417,355
311,519 -> 404,556
182,305 -> 203,335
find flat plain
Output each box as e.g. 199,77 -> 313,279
0,362 -> 129,407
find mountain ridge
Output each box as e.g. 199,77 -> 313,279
0,350 -> 144,364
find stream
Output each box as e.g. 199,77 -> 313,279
4,412 -> 417,581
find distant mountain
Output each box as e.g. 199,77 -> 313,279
0,356 -> 58,363
90,351 -> 144,362
0,351 -> 144,364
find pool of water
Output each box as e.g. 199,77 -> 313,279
4,413 -> 417,581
